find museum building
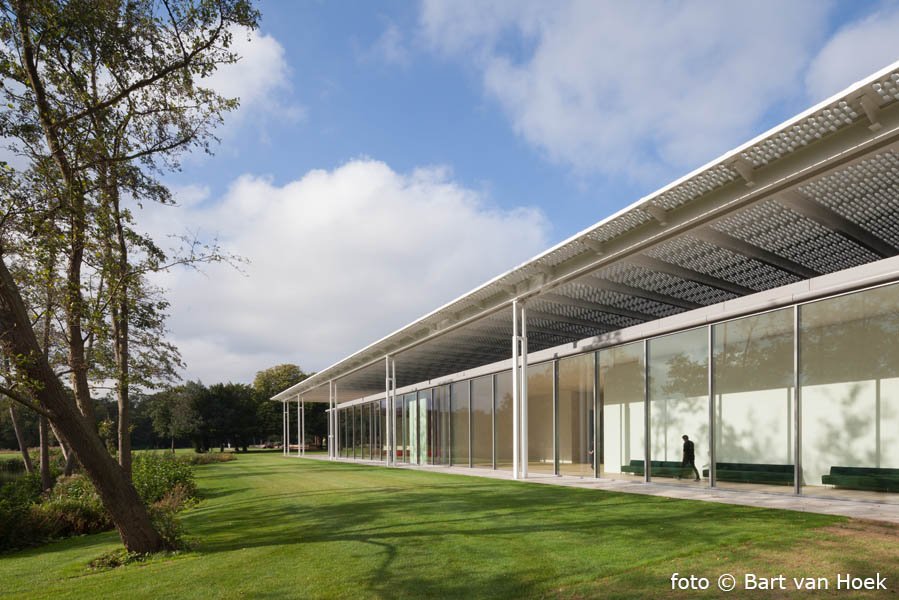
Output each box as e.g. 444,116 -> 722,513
273,62 -> 899,504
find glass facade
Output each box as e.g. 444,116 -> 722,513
600,342 -> 645,479
431,385 -> 451,465
558,353 -> 595,477
800,283 -> 899,501
713,308 -> 794,492
471,376 -> 493,468
494,371 -> 514,471
527,362 -> 555,474
328,281 -> 899,503
451,381 -> 470,467
648,328 -> 708,484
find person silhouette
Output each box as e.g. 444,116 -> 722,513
680,434 -> 700,481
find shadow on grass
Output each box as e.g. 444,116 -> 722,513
184,459 -> 837,599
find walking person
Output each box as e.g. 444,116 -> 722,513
680,434 -> 700,481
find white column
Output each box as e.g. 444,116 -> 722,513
333,382 -> 338,460
282,401 -> 286,456
296,396 -> 301,457
391,359 -> 397,465
286,399 -> 291,456
328,381 -> 333,460
301,398 -> 305,457
521,301 -> 529,479
512,299 -> 520,480
385,356 -> 392,466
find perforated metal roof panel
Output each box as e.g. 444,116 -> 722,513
274,61 -> 899,405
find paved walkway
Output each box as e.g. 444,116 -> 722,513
292,454 -> 899,524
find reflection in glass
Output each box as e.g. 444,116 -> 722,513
417,390 -> 430,465
800,284 -> 899,502
451,381 -> 470,466
352,406 -> 362,460
527,362 -> 555,474
648,328 -> 708,483
361,403 -> 370,460
495,371 -> 514,470
559,353 -> 595,477
431,385 -> 451,465
713,309 -> 794,492
471,376 -> 493,468
403,393 -> 415,464
601,342 -> 645,479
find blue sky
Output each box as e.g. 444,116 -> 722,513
149,0 -> 899,384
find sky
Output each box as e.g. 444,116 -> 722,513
140,0 -> 899,386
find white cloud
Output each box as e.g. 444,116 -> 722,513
203,27 -> 305,125
805,4 -> 899,102
420,0 -> 833,180
144,160 -> 549,383
367,23 -> 411,66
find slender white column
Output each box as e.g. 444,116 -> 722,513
391,359 -> 397,465
385,356 -> 392,466
301,398 -> 305,457
521,301 -> 528,479
328,380 -> 334,460
282,401 -> 286,456
512,299 -> 520,480
286,398 -> 291,456
296,396 -> 301,457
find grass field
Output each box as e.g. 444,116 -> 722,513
0,452 -> 896,599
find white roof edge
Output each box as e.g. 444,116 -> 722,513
272,59 -> 899,402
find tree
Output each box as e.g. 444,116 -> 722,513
0,0 -> 259,553
148,383 -> 202,453
253,364 -> 308,441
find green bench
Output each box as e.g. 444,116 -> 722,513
701,462 -> 794,486
620,459 -> 690,478
821,466 -> 899,492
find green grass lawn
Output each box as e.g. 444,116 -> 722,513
1,452 -> 896,599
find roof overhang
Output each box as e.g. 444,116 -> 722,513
273,61 -> 899,405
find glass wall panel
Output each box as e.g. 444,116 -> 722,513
360,403 -> 370,460
800,283 -> 899,503
394,394 -> 403,462
495,371 -> 514,470
451,381 -> 471,466
341,409 -> 349,458
471,375 -> 493,468
380,399 -> 387,463
417,390 -> 430,465
559,353 -> 595,477
403,393 -> 415,464
713,309 -> 794,493
600,342 -> 645,479
527,362 -> 555,474
648,328 -> 708,485
352,405 -> 360,460
431,385 -> 450,465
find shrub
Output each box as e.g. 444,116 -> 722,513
0,473 -> 43,552
181,452 -> 236,465
132,453 -> 197,505
31,475 -> 113,538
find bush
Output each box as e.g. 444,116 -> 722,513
132,453 -> 197,505
181,452 -> 236,465
0,473 -> 43,552
30,475 -> 112,539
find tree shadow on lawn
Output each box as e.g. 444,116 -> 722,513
186,480 -> 831,599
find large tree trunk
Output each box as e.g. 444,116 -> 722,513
0,257 -> 165,553
8,404 -> 34,474
39,414 -> 52,490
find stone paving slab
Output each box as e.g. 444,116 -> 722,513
297,455 -> 899,524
